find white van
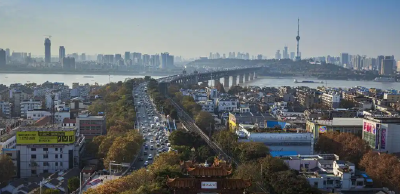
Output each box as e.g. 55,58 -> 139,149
167,143 -> 171,147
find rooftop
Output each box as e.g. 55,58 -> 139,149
312,118 -> 363,126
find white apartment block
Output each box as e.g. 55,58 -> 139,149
20,99 -> 42,118
16,127 -> 85,178
197,100 -> 214,113
216,97 -> 239,112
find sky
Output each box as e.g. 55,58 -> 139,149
1,0 -> 400,59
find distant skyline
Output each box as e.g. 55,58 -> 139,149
1,0 -> 400,59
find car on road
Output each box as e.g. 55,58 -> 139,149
144,161 -> 149,166
148,154 -> 153,160
143,151 -> 148,155
150,139 -> 154,143
150,145 -> 154,150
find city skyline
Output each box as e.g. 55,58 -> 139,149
1,0 -> 400,58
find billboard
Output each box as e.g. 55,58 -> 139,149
318,126 -> 327,133
201,182 -> 217,189
228,113 -> 237,132
16,131 -> 75,144
363,121 -> 376,134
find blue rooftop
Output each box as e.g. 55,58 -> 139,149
270,151 -> 298,157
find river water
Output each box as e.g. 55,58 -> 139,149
0,73 -> 162,86
1,73 -> 400,90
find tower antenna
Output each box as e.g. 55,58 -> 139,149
295,18 -> 301,61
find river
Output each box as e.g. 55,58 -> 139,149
0,73 -> 162,86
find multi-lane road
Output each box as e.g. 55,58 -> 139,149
131,82 -> 169,171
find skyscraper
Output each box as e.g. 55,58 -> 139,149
0,49 -> 6,66
59,46 -> 65,62
295,18 -> 301,61
283,46 -> 288,59
290,52 -> 295,60
381,56 -> 394,75
377,55 -> 384,74
160,52 -> 169,69
124,52 -> 131,62
340,53 -> 349,66
44,38 -> 51,64
275,50 -> 281,60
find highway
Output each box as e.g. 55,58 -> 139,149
131,83 -> 169,171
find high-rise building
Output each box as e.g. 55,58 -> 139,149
257,54 -> 263,60
62,57 -> 76,69
0,49 -> 6,66
142,54 -> 150,66
377,55 -> 384,73
150,54 -> 160,67
5,48 -> 10,62
397,61 -> 400,72
290,52 -> 295,60
160,52 -> 169,69
283,46 -> 288,59
124,52 -> 131,62
167,55 -> 174,67
59,46 -> 65,62
115,54 -> 122,63
381,56 -> 394,75
340,53 -> 349,66
81,53 -> 86,61
275,50 -> 281,60
44,38 -> 51,64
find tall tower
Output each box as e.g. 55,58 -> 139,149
59,46 -> 65,62
44,38 -> 51,64
295,18 -> 301,61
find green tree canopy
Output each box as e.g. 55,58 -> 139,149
0,156 -> 16,186
68,177 -> 80,192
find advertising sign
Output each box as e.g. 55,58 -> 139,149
201,182 -> 217,189
318,126 -> 327,133
363,121 -> 376,134
381,128 -> 387,149
228,113 -> 237,132
16,131 -> 75,144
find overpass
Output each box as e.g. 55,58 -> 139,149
158,67 -> 262,95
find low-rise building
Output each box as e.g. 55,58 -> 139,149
0,101 -> 11,118
362,116 -> 400,153
26,109 -> 70,124
321,92 -> 341,108
16,126 -> 85,178
20,99 -> 42,118
76,111 -> 106,140
197,100 -> 214,113
216,97 -> 239,112
306,118 -> 363,140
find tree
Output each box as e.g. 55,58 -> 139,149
339,99 -> 356,109
236,142 -> 270,162
196,146 -> 212,162
43,189 -> 60,194
68,177 -> 80,192
168,130 -> 205,148
195,111 -> 215,131
270,170 -> 321,194
105,131 -> 143,167
212,130 -> 238,155
0,156 -> 16,186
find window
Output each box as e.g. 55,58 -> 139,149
43,162 -> 49,166
313,182 -> 318,187
43,170 -> 49,173
357,181 -> 363,186
55,162 -> 58,166
43,154 -> 48,159
351,180 -> 356,185
60,148 -> 63,152
60,162 -> 63,166
43,148 -> 48,151
31,155 -> 36,159
55,148 -> 58,151
305,164 -> 309,169
31,170 -> 37,175
60,154 -> 63,158
31,148 -> 36,151
55,154 -> 58,158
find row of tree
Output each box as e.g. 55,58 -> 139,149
315,132 -> 400,192
86,79 -> 144,167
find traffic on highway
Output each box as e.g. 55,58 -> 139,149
132,82 -> 170,170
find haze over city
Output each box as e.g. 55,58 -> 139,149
1,0 -> 400,58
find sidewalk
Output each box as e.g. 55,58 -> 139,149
82,175 -> 120,191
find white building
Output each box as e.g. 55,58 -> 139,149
281,154 -> 375,192
362,116 -> 400,153
238,128 -> 314,155
26,110 -> 70,124
321,92 -> 341,108
0,101 -> 12,118
0,129 -> 17,149
16,126 -> 85,178
216,97 -> 239,112
197,100 -> 214,113
20,99 -> 42,118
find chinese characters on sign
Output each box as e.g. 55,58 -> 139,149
201,182 -> 217,189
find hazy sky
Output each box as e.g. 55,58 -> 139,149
1,0 -> 400,59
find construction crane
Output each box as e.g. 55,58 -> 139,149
44,35 -> 52,39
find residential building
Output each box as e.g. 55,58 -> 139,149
306,118 -> 363,140
362,116 -> 400,153
59,46 -> 65,62
340,53 -> 349,66
280,154 -> 375,192
0,101 -> 11,118
16,126 -> 85,178
0,49 -> 6,66
62,57 -> 76,69
76,111 -> 106,140
383,93 -> 400,103
197,100 -> 214,113
26,109 -> 70,124
12,91 -> 29,117
380,56 -> 394,75
321,92 -> 341,108
20,99 -> 42,118
296,87 -> 321,108
216,97 -> 239,112
44,38 -> 51,64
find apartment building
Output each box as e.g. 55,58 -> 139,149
216,97 -> 239,112
296,87 -> 321,109
321,92 -> 341,108
197,100 -> 214,113
362,116 -> 400,153
0,101 -> 11,118
76,111 -> 106,140
20,99 -> 42,118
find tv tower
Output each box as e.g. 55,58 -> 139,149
295,18 -> 301,61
